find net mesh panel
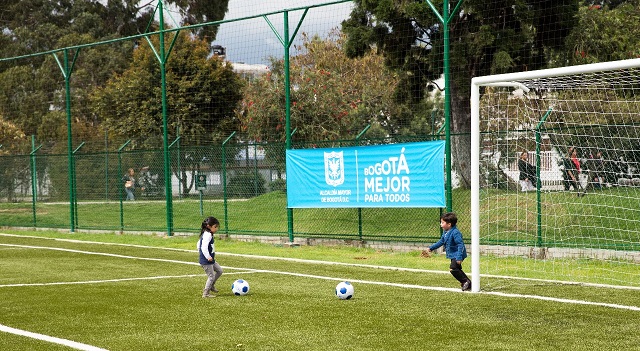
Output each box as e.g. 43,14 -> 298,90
478,65 -> 640,290
3,1 -> 621,247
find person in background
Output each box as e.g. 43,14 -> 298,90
518,151 -> 537,192
122,168 -> 136,201
562,147 -> 585,197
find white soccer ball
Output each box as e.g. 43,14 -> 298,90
231,279 -> 250,296
335,281 -> 354,300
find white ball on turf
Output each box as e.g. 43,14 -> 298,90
335,281 -> 354,300
232,279 -> 250,296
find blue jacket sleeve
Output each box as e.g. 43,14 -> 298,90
429,234 -> 445,251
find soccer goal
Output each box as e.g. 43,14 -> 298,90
470,58 -> 640,293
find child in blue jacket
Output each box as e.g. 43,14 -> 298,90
425,212 -> 472,291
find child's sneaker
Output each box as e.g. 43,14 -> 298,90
462,280 -> 472,291
202,294 -> 216,298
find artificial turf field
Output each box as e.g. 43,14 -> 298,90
1,229 -> 639,351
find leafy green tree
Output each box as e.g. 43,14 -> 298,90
0,0 -> 230,148
168,0 -> 230,40
0,0 -> 228,50
92,31 -> 242,146
0,115 -> 29,202
0,64 -> 57,140
91,31 -> 243,195
565,1 -> 640,64
342,0 -> 580,187
476,1 -> 640,188
238,31 -> 433,143
586,0 -> 632,8
0,116 -> 28,154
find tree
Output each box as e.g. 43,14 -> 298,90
91,31 -> 243,195
0,0 -> 228,48
237,31 -> 438,143
0,64 -> 57,141
92,31 -> 242,145
0,116 -> 29,202
565,0 -> 640,65
167,0 -> 231,40
342,0 -> 580,188
0,0 -> 230,148
0,116 -> 28,154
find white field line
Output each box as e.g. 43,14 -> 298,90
0,271 -> 258,288
481,273 -> 640,291
0,324 -> 109,351
3,232 -> 640,291
1,241 -> 640,312
0,243 -> 199,266
0,233 -> 450,274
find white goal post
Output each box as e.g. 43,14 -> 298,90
470,58 -> 640,293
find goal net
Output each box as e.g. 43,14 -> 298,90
470,59 -> 640,293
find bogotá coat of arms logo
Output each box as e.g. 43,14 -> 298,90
324,151 -> 344,186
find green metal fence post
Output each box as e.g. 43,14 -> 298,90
30,136 -> 42,227
355,125 -> 371,241
222,132 -> 236,234
72,142 -> 85,228
263,7 -> 309,243
284,11 -> 295,243
254,143 -> 259,196
442,0 -> 452,212
176,125 -> 182,200
144,0 -> 181,236
200,190 -> 204,216
425,0 -> 464,212
117,140 -> 131,232
158,1 -> 173,236
168,135 -> 181,201
51,48 -> 80,232
64,49 -> 75,231
105,131 -> 109,201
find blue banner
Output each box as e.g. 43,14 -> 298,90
286,141 -> 445,208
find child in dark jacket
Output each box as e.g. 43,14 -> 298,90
425,212 -> 471,291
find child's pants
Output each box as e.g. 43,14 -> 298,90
202,262 -> 223,295
449,258 -> 470,285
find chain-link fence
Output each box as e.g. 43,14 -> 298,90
1,0 -> 602,242
0,134 -> 474,242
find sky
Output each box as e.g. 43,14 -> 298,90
210,0 -> 354,65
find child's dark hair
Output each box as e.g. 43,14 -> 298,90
440,212 -> 457,226
200,216 -> 220,236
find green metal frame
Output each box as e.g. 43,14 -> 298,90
71,142 -> 85,228
425,0 -> 464,212
52,48 -> 80,231
117,140 -> 131,232
30,136 -> 42,226
1,0 -> 460,238
355,125 -> 371,240
222,132 -> 236,233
